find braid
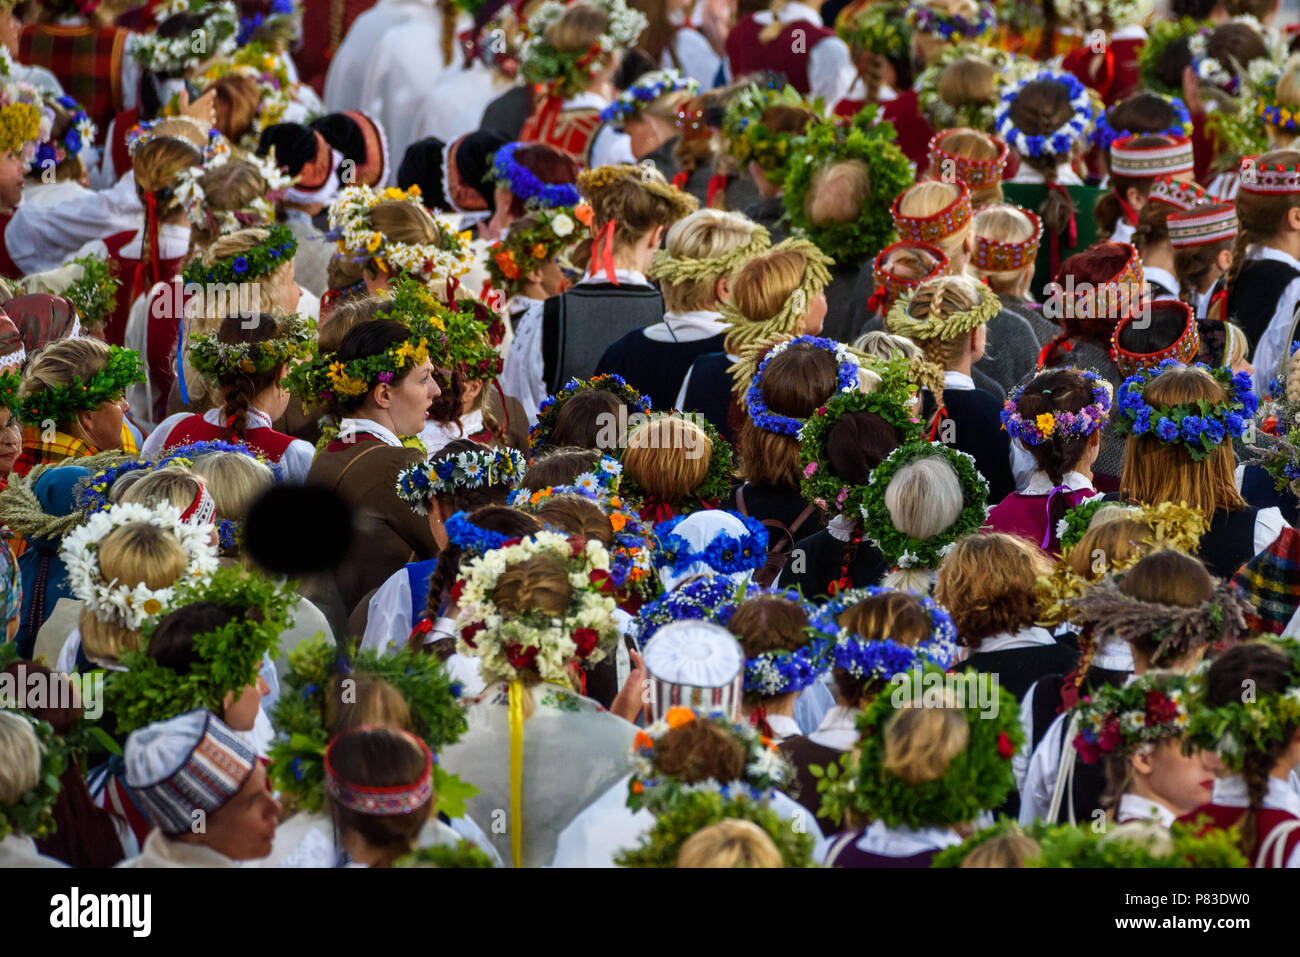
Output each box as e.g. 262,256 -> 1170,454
861,52 -> 885,105
220,377 -> 256,439
1223,228 -> 1253,298
1238,749 -> 1273,861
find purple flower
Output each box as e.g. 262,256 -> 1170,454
378,371 -> 393,383
1155,416 -> 1179,442
233,256 -> 249,274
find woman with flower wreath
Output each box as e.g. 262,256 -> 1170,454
597,69 -> 699,177
14,338 -> 143,477
303,318 -> 443,614
818,659 -> 1022,867
1179,638 -> 1300,867
516,0 -> 647,168
1111,359 -> 1286,578
539,164 -> 696,393
482,141 -> 582,243
987,367 -> 1109,552
719,83 -> 818,237
725,0 -> 856,105
361,441 -> 530,656
777,585 -> 958,834
1020,549 -> 1249,825
905,0 -> 998,67
0,710 -> 68,868
597,208 -> 767,410
885,274 -> 1015,500
20,94 -> 96,209
495,207 -> 584,426
785,364 -> 921,599
998,70 -> 1106,293
437,529 -> 639,867
553,703 -> 822,867
1067,669 -> 1218,828
528,372 -> 653,458
620,413 -> 732,522
679,239 -> 832,444
144,312 -> 316,481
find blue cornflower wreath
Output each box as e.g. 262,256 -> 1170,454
653,512 -> 769,577
1093,96 -> 1192,151
487,141 -> 582,210
1112,359 -> 1257,462
746,336 -> 864,436
820,585 -> 959,679
600,70 -> 698,126
444,510 -> 520,556
995,70 -> 1094,160
904,0 -> 996,39
635,575 -> 755,647
740,588 -> 836,696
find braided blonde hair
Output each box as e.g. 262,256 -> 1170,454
886,275 -> 997,371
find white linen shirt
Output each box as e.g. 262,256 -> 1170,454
1247,245 -> 1300,395
752,2 -> 855,108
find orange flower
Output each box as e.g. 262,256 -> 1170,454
494,250 -> 521,280
665,706 -> 695,729
631,779 -> 644,794
574,203 -> 594,227
609,513 -> 627,532
532,242 -> 548,259
634,730 -> 654,750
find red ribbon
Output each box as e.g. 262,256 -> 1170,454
143,190 -> 163,289
866,287 -> 889,316
590,220 -> 618,285
705,173 -> 728,209
1116,191 -> 1140,228
639,498 -> 677,524
927,404 -> 948,442
446,274 -> 461,304
672,171 -> 689,190
749,705 -> 775,740
1208,288 -> 1228,321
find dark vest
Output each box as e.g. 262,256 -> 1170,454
541,283 -> 665,394
779,734 -> 846,837
1228,258 -> 1300,349
784,527 -> 887,601
959,642 -> 1080,703
920,388 -> 1016,503
680,351 -> 741,444
595,329 -> 727,412
1197,506 -> 1261,580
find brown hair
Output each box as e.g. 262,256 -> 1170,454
936,533 -> 1050,648
654,719 -> 748,783
534,494 -> 614,547
492,555 -> 574,619
1006,79 -> 1080,235
518,447 -> 602,490
935,59 -> 997,125
1131,193 -> 1176,257
588,175 -> 683,247
623,417 -> 712,504
203,71 -> 261,144
550,388 -> 625,452
1175,234 -> 1234,303
213,312 -> 293,440
326,674 -> 412,735
497,144 -> 580,219
327,727 -> 433,867
1120,365 -> 1245,515
133,135 -> 204,287
1040,241 -> 1139,366
1096,135 -> 1178,236
1010,368 -> 1101,530
1225,149 -> 1300,294
737,342 -> 838,489
1119,549 -> 1214,666
727,248 -> 809,330
835,591 -> 934,704
320,296 -> 388,352
729,595 -> 810,705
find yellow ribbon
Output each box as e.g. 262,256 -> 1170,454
508,679 -> 524,868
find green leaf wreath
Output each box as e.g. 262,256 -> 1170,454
781,105 -> 914,267
104,567 -> 297,736
187,312 -> 316,381
268,634 -> 475,818
0,713 -> 65,842
914,42 -> 1041,132
394,839 -> 496,868
616,411 -> 734,514
0,368 -> 19,414
62,256 -> 120,331
721,82 -> 822,175
1055,495 -> 1112,552
387,276 -> 506,382
816,661 -> 1021,831
858,440 -> 990,571
837,0 -> 912,60
798,356 -> 923,517
180,222 -> 299,286
15,345 -> 143,426
614,790 -> 818,868
1137,18 -> 1210,97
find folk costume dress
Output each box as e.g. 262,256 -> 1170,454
782,516 -> 888,597
499,295 -> 548,427
594,309 -> 730,412
143,407 -> 316,483
304,418 -> 439,613
986,469 -> 1098,557
1178,777 -> 1300,868
956,626 -> 1079,702
438,679 -> 637,867
780,704 -> 859,836
1234,245 -> 1300,395
519,90 -> 636,169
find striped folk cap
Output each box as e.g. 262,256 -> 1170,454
1238,157 -> 1300,195
1168,202 -> 1238,248
125,709 -> 257,836
1109,135 -> 1195,178
643,620 -> 745,723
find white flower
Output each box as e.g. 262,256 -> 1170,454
1121,711 -> 1145,733
550,213 -> 574,238
897,550 -> 920,569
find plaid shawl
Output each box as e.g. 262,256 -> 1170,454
19,24 -> 127,145
1233,525 -> 1300,635
12,423 -> 138,478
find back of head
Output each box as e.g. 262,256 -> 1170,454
677,818 -> 784,867
729,248 -> 809,323
653,718 -> 747,783
897,181 -> 969,259
728,595 -> 810,658
147,601 -> 239,673
518,448 -> 602,491
550,389 -> 624,451
320,296 -> 389,352
81,522 -> 190,661
1118,548 -> 1213,608
534,494 -> 614,547
369,199 -> 441,246
327,726 -> 432,866
739,343 -> 839,489
960,832 -> 1041,867
937,59 -> 996,113
120,466 -> 203,512
132,136 -> 203,214
884,454 -> 963,542
1067,514 -> 1155,579
835,591 -> 934,702
205,72 -> 261,144
208,312 -> 295,440
825,410 -> 906,485
326,674 -> 412,735
189,451 -> 274,520
935,533 -> 1048,647
191,160 -> 274,247
624,417 -> 712,503
805,159 -> 871,227
1106,93 -> 1184,139
18,336 -> 112,425
660,209 -> 761,312
501,144 -> 581,218
491,553 -> 574,621
0,711 -> 41,806
882,701 -> 969,784
585,170 -> 684,245
1007,79 -> 1074,170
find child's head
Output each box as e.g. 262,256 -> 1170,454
738,342 -> 839,490
655,208 -> 765,313
1096,134 -> 1194,237
893,180 -> 973,271
725,242 -> 830,354
935,533 -> 1050,650
882,697 -> 969,784
1041,241 -> 1142,366
834,591 -> 935,705
886,274 -> 990,371
969,203 -> 1041,297
1004,367 -> 1105,503
881,452 -> 965,592
326,726 -> 434,868
1118,549 -> 1215,669
677,819 -> 783,867
623,416 -> 713,506
1170,202 -> 1238,300
728,595 -> 811,708
927,128 -> 1006,207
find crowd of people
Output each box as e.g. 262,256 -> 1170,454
1,0 -> 1300,870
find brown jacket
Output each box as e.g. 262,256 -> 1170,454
306,438 -> 438,614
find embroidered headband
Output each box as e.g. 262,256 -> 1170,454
926,130 -> 1009,191
1145,174 -> 1211,211
1111,299 -> 1200,377
1108,134 -> 1194,179
870,240 -> 950,315
325,727 -> 435,815
972,205 -> 1042,272
890,181 -> 973,244
1047,242 -> 1144,323
1239,157 -> 1300,195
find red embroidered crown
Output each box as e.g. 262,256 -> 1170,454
1239,157 -> 1300,195
1110,299 -> 1199,377
927,131 -> 1009,191
890,182 -> 973,245
1109,135 -> 1195,179
1168,202 -> 1238,248
325,727 -> 435,816
972,205 -> 1042,272
869,240 -> 950,315
1048,242 -> 1145,323
1146,174 -> 1212,211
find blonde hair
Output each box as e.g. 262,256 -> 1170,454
1119,365 -> 1246,515
677,819 -> 784,867
0,711 -> 41,806
961,832 -> 1041,867
934,58 -> 997,126
545,2 -> 615,68
969,203 -> 1038,293
1270,56 -> 1300,149
623,417 -> 712,503
119,466 -> 204,512
189,451 -> 274,520
932,128 -> 1003,206
852,330 -> 924,362
79,522 -> 190,663
891,274 -> 987,369
882,454 -> 964,593
660,209 -> 762,312
805,159 -> 872,227
133,136 -> 203,222
897,181 -> 972,261
195,227 -> 298,318
882,699 -> 970,783
18,337 -> 115,428
329,199 -> 446,289
189,160 -> 277,250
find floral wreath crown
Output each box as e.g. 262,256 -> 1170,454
721,82 -> 819,173
995,70 -> 1094,160
1093,95 -> 1193,151
60,501 -> 220,631
627,708 -> 793,814
600,70 -> 699,126
635,575 -> 754,647
859,440 -> 990,572
744,335 -> 866,436
30,95 -> 95,174
397,446 -> 527,515
886,277 -> 1001,343
1001,368 -> 1113,447
126,116 -> 229,164
1071,670 -> 1192,765
519,0 -> 648,97
105,567 -> 297,735
914,43 -> 1041,133
821,585 -> 959,680
741,593 -> 836,697
0,86 -> 48,165
187,312 -> 315,383
181,223 -> 299,286
175,149 -> 292,236
487,142 -> 582,210
838,0 -> 913,60
289,319 -> 439,407
441,509 -> 526,559
487,205 -> 583,293
528,373 -> 652,456
16,345 -> 143,426
783,105 -> 916,266
1112,359 -> 1258,462
1184,637 -> 1300,773
126,0 -> 239,73
453,530 -> 622,687
1053,0 -> 1152,32
0,712 -> 64,842
327,184 -> 473,285
387,277 -> 505,383
816,659 -> 1022,832
797,355 -> 924,516
904,0 -> 996,40
653,511 -> 769,579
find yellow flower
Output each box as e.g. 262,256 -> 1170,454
381,187 -> 407,201
366,232 -> 383,253
1035,413 -> 1056,437
143,598 -> 163,615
